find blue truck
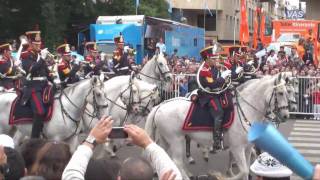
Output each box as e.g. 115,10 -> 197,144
84,15 -> 205,64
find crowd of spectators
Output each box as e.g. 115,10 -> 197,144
0,116 -> 183,180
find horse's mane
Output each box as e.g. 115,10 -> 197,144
63,78 -> 90,94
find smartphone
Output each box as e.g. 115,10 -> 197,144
108,127 -> 128,139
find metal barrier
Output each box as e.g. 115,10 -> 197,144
160,73 -> 197,100
290,76 -> 320,119
162,74 -> 320,118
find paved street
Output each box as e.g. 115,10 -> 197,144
96,118 -> 320,179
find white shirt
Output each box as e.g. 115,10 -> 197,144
156,42 -> 166,55
266,55 -> 278,65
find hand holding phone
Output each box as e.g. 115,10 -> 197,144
108,127 -> 128,139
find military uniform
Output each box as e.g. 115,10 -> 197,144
83,42 -> 102,76
21,30 -> 51,138
112,33 -> 130,75
197,46 -> 233,151
57,43 -> 79,85
0,43 -> 17,89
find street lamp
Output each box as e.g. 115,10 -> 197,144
233,9 -> 240,45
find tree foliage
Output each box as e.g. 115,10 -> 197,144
0,0 -> 169,50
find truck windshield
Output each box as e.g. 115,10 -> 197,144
277,34 -> 300,42
97,43 -> 117,55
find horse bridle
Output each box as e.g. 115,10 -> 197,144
235,78 -> 289,131
58,79 -> 109,139
118,79 -> 159,125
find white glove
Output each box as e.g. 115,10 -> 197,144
20,38 -> 28,45
247,60 -> 254,65
221,70 -> 231,79
235,66 -> 243,74
40,48 -> 49,59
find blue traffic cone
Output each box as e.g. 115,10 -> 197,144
248,122 -> 314,179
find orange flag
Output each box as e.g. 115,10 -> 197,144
253,9 -> 258,48
260,12 -> 266,43
239,0 -> 249,45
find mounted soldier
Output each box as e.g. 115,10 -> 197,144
0,42 -> 19,90
20,30 -> 52,138
197,46 -> 243,151
112,33 -> 130,75
57,43 -> 80,86
83,41 -> 101,76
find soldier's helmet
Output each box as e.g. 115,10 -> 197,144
57,43 -> 71,56
85,42 -> 98,53
0,43 -> 12,55
200,46 -> 220,61
25,31 -> 41,45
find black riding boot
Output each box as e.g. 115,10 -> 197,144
31,115 -> 44,138
212,118 -> 223,151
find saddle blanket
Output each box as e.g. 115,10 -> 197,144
9,97 -> 53,125
182,101 -> 234,131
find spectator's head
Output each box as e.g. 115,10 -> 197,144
159,37 -> 163,43
269,50 -> 275,56
85,158 -> 121,180
20,139 -> 47,173
174,48 -> 178,53
300,70 -> 306,76
2,147 -> 26,180
29,141 -> 71,180
291,46 -> 297,53
71,45 -> 76,51
118,157 -> 153,180
258,38 -> 261,42
298,38 -> 305,45
308,28 -> 313,35
279,46 -> 284,51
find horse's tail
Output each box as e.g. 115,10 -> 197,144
145,105 -> 160,141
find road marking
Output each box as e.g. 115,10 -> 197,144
290,132 -> 320,136
288,137 -> 320,142
305,156 -> 320,163
291,143 -> 320,148
297,149 -> 320,155
294,123 -> 320,128
295,120 -> 320,124
293,127 -> 320,131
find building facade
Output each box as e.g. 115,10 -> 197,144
169,0 -> 286,45
302,0 -> 320,19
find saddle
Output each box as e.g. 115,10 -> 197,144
9,85 -> 55,125
182,94 -> 235,131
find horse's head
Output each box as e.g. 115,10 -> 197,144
118,75 -> 159,117
132,79 -> 160,116
154,54 -> 173,83
87,76 -> 109,119
266,73 -> 290,120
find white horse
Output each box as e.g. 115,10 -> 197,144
0,76 -> 109,151
145,73 -> 290,180
138,54 -> 173,93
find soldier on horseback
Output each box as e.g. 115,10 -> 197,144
113,33 -> 131,75
83,41 -> 101,76
197,46 -> 239,151
20,30 -> 52,138
0,42 -> 20,90
57,43 -> 80,86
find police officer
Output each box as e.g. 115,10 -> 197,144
83,41 -> 101,76
0,43 -> 17,90
57,43 -> 80,85
112,33 -> 130,75
21,30 -> 51,138
197,46 -> 232,151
